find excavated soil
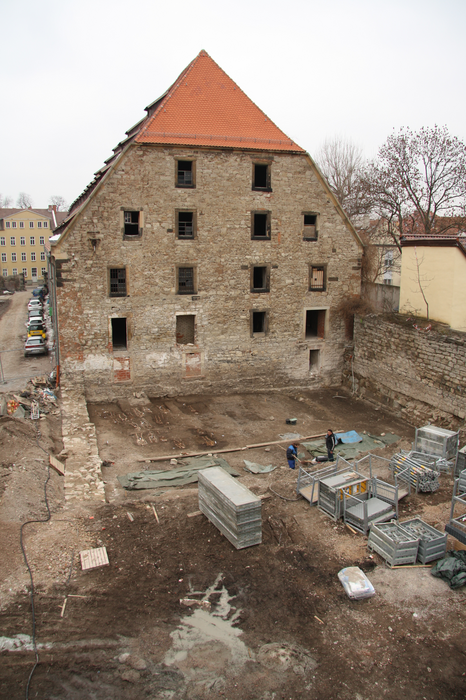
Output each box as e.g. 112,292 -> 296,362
1,381 -> 465,699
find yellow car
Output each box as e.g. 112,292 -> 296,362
27,323 -> 46,339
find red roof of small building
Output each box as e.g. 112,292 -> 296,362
134,50 -> 304,153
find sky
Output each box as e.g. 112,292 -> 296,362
1,0 -> 466,210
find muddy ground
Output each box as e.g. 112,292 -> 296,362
0,384 -> 465,700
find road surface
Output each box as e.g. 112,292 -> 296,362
0,291 -> 53,393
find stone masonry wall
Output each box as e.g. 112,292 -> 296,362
347,314 -> 466,428
53,145 -> 362,400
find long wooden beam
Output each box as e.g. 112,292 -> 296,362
136,431 -> 342,464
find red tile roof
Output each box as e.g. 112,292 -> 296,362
134,50 -> 304,153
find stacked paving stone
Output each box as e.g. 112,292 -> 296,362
198,467 -> 262,549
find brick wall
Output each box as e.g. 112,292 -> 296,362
347,314 -> 466,428
53,145 -> 362,400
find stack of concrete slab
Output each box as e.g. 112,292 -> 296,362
198,467 -> 262,549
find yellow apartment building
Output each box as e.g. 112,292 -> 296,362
0,207 -> 67,282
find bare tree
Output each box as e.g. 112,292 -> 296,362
49,195 -> 68,212
0,194 -> 13,207
16,192 -> 33,209
364,126 -> 466,245
316,137 -> 369,218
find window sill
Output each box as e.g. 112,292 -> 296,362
176,184 -> 196,189
250,289 -> 270,294
251,236 -> 271,241
252,187 -> 272,193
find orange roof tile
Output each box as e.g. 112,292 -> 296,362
135,50 -> 304,153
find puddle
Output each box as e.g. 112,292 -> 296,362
165,574 -> 250,676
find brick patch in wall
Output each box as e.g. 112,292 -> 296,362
114,357 -> 131,382
185,352 -> 202,377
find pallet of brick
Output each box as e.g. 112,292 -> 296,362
399,518 -> 447,564
367,522 -> 419,567
198,467 -> 262,549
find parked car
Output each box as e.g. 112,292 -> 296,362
32,286 -> 46,298
2,289 -> 14,295
24,336 -> 48,357
28,306 -> 44,317
27,316 -> 44,327
28,299 -> 42,311
27,323 -> 46,339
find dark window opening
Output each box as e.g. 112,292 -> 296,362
303,213 -> 318,240
252,212 -> 270,239
253,163 -> 270,190
251,266 -> 269,292
124,211 -> 139,236
111,318 -> 127,349
178,212 -> 194,239
178,267 -> 194,294
309,349 -> 320,370
305,310 -> 326,338
345,314 -> 354,340
177,161 -> 194,187
176,315 -> 195,344
309,266 -> 326,291
109,268 -> 126,297
252,311 -> 266,333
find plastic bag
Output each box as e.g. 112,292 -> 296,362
338,566 -> 375,600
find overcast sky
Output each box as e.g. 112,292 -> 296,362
2,0 -> 465,209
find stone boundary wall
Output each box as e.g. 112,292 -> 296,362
346,314 -> 466,429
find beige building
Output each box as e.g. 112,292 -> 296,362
399,234 -> 466,331
0,207 -> 67,282
49,51 -> 363,399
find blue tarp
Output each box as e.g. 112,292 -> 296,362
335,430 -> 363,444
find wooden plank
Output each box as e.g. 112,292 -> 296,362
136,432 -> 341,464
49,454 -> 65,476
80,547 -> 109,571
187,510 -> 202,518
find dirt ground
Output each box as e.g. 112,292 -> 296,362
1,378 -> 465,700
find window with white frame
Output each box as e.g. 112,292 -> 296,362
31,267 -> 37,277
10,237 -> 15,246
2,269 -> 7,277
0,237 -> 5,246
23,268 -> 27,277
40,252 -> 46,261
30,236 -> 35,246
5,222 -> 10,228
19,221 -> 24,229
41,267 -> 46,276
31,252 -> 36,261
20,236 -> 25,246
11,253 -> 16,262
43,221 -> 48,228
1,253 -> 6,262
21,253 -> 27,262
39,236 -> 44,245
29,221 -> 34,228
12,268 -> 17,275
37,222 -> 42,229
11,222 -> 16,228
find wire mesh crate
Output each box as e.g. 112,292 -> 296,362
367,522 -> 419,567
399,518 -> 447,564
414,425 -> 459,461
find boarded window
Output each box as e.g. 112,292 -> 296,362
177,160 -> 195,187
309,266 -> 326,291
111,318 -> 127,349
305,310 -> 326,338
109,268 -> 127,297
176,315 -> 195,344
178,267 -> 195,294
124,211 -> 139,236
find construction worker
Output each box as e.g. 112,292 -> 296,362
326,430 -> 337,461
286,442 -> 300,469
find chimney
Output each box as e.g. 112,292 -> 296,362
48,204 -> 57,212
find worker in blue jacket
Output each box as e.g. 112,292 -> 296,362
286,442 -> 300,469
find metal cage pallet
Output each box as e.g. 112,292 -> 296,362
398,518 -> 447,564
367,522 -> 419,567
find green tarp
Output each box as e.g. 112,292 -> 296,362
431,551 -> 466,589
118,456 -> 239,490
302,433 -> 400,461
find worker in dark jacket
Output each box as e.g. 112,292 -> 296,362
286,442 -> 300,469
326,430 -> 337,461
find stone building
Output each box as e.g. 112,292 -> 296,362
49,50 -> 363,400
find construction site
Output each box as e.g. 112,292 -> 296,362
1,290 -> 465,700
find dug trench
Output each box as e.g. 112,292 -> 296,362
0,389 -> 465,699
